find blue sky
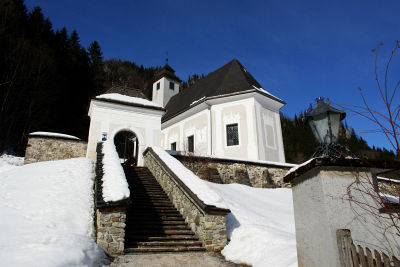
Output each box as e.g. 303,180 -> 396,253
25,0 -> 400,152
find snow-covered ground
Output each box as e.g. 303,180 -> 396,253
0,156 -> 107,267
0,150 -> 297,267
209,183 -> 297,267
0,154 -> 24,172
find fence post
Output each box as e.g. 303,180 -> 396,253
337,229 -> 352,267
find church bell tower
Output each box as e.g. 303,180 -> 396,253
152,59 -> 181,107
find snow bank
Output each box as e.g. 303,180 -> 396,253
96,93 -> 162,108
0,158 -> 107,267
29,131 -> 80,140
151,147 -> 228,209
101,141 -> 130,202
208,183 -> 297,267
0,154 -> 24,173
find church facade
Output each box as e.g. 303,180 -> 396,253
86,59 -> 286,165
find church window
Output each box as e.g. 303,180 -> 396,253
226,123 -> 239,146
171,142 -> 176,151
187,135 -> 194,152
156,82 -> 160,90
169,81 -> 174,90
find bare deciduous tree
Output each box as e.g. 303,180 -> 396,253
337,42 -> 400,158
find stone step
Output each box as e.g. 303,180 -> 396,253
132,195 -> 169,198
124,166 -> 204,254
127,210 -> 180,214
127,235 -> 199,242
127,216 -> 184,222
129,206 -> 177,210
130,204 -> 175,208
126,229 -> 195,235
132,241 -> 203,247
124,247 -> 206,253
127,219 -> 185,224
128,224 -> 190,230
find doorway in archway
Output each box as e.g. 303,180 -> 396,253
114,130 -> 139,165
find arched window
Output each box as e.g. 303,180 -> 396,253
113,130 -> 139,165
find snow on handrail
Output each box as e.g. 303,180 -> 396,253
101,141 -> 130,202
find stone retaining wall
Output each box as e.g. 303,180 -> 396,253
94,142 -> 130,255
24,136 -> 87,164
174,155 -> 292,188
143,149 -> 230,251
96,207 -> 127,255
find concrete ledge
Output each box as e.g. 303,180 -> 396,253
284,157 -> 400,185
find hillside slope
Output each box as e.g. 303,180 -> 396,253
0,157 -> 107,267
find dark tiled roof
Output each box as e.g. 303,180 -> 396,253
162,59 -> 266,122
105,85 -> 148,100
154,63 -> 181,83
306,98 -> 346,121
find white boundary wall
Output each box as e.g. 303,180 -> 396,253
291,167 -> 400,267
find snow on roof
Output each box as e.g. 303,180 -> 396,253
285,158 -> 314,177
96,93 -> 162,108
29,131 -> 80,140
377,176 -> 400,184
101,141 -> 130,202
190,96 -> 206,106
252,85 -> 284,103
380,193 -> 399,203
168,150 -> 297,168
152,147 -> 228,209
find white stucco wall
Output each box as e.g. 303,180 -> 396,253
211,98 -> 258,159
162,109 -> 210,154
161,94 -> 285,162
152,77 -> 179,107
86,100 -> 164,166
292,168 -> 400,267
254,99 -> 285,162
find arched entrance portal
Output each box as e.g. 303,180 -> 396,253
114,130 -> 139,165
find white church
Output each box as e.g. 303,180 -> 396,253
86,59 -> 286,165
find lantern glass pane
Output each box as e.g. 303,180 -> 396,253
309,114 -> 329,144
329,113 -> 341,143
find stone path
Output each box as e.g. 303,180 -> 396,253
110,252 -> 242,267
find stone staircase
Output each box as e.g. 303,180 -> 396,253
124,166 -> 206,253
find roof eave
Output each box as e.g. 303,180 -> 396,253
162,89 -> 285,123
93,98 -> 166,112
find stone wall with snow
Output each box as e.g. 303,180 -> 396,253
24,133 -> 87,164
172,153 -> 294,188
143,147 -> 230,251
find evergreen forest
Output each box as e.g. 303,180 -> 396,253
0,0 -> 397,163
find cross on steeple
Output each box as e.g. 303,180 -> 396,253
166,52 -> 168,64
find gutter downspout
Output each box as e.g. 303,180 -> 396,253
206,100 -> 213,155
